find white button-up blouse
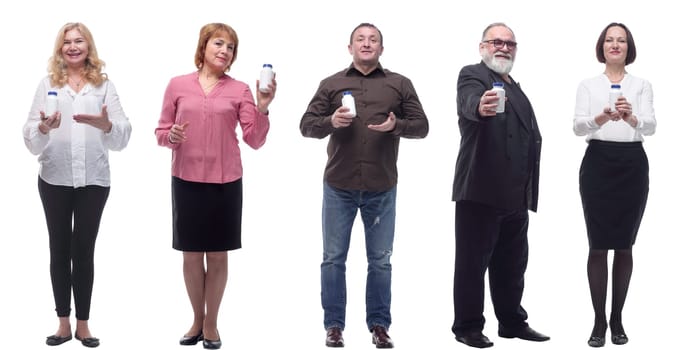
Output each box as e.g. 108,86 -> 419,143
23,76 -> 132,188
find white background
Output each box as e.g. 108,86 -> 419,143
1,1 -> 676,349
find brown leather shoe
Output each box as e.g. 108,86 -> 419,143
326,327 -> 344,347
371,326 -> 394,348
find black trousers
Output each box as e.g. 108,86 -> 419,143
452,200 -> 529,335
38,177 -> 110,320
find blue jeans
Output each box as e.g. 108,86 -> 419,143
321,182 -> 396,331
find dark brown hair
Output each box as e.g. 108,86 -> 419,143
596,22 -> 636,65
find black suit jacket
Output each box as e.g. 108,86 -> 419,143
452,61 -> 541,212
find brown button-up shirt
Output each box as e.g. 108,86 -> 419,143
300,64 -> 428,191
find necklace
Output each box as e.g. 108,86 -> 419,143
69,76 -> 84,90
199,73 -> 221,93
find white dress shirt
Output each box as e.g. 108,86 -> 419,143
23,76 -> 132,188
573,73 -> 656,142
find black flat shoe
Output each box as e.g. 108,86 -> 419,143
46,334 -> 72,346
180,331 -> 204,345
612,333 -> 628,345
75,333 -> 100,348
203,338 -> 222,349
588,336 -> 605,347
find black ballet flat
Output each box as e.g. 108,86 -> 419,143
588,336 -> 605,347
75,333 -> 100,348
46,334 -> 72,346
612,333 -> 628,345
180,331 -> 204,346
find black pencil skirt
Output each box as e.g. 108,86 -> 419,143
579,140 -> 649,249
171,176 -> 243,252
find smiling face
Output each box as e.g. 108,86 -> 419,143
203,32 -> 235,73
61,28 -> 89,69
602,26 -> 628,65
348,25 -> 383,68
479,25 -> 516,75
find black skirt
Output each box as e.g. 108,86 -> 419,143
171,176 -> 243,252
579,140 -> 649,249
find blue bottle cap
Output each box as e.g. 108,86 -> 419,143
343,91 -> 352,95
263,64 -> 272,68
611,84 -> 621,89
492,82 -> 504,87
48,91 -> 57,96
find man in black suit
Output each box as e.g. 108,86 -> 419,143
451,22 -> 548,348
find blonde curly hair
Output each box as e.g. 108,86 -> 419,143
48,22 -> 107,87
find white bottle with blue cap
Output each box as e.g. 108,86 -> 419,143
45,91 -> 58,117
259,64 -> 274,92
341,91 -> 356,117
492,82 -> 505,113
609,84 -> 622,112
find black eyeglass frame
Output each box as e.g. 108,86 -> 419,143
482,39 -> 518,50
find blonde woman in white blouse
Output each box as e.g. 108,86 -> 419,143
23,22 -> 131,348
573,22 -> 656,348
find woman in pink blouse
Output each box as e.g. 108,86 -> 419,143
155,23 -> 276,349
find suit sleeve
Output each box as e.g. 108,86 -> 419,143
456,66 -> 488,122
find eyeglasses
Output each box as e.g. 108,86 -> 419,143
482,39 -> 518,50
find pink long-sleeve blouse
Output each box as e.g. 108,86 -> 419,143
155,72 -> 270,184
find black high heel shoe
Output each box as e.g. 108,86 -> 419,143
180,331 -> 204,346
202,338 -> 222,349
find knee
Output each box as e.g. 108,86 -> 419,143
323,249 -> 348,266
368,249 -> 392,270
588,249 -> 607,258
206,251 -> 228,264
614,248 -> 632,257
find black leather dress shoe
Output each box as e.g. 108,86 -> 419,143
498,326 -> 550,341
326,327 -> 344,347
202,338 -> 222,349
371,326 -> 394,348
46,334 -> 72,346
611,333 -> 628,345
588,336 -> 605,347
180,331 -> 204,345
455,331 -> 494,348
75,333 -> 100,348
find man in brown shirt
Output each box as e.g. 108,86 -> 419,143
300,22 -> 428,349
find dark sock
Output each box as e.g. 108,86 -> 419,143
610,249 -> 633,335
587,249 -> 608,338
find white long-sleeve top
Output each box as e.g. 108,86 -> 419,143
573,73 -> 656,142
23,76 -> 132,188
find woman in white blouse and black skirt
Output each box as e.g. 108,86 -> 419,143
23,22 -> 132,348
573,22 -> 656,348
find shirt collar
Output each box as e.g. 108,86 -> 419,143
346,62 -> 385,77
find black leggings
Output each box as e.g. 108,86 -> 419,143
38,177 -> 110,320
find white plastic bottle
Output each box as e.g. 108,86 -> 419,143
45,91 -> 58,117
492,82 -> 505,113
341,91 -> 356,117
609,84 -> 622,112
259,64 -> 274,92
